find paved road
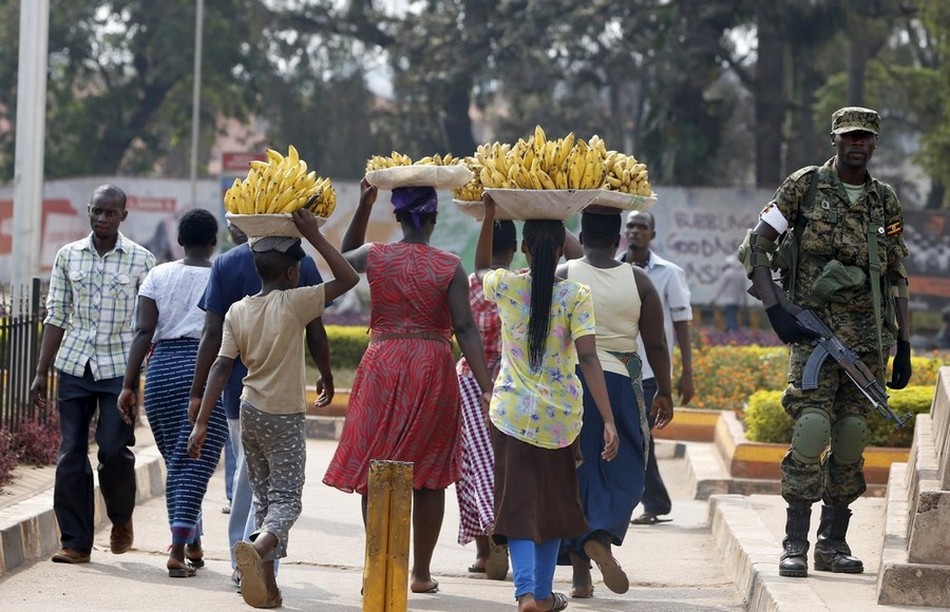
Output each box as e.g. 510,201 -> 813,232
0,438 -> 745,612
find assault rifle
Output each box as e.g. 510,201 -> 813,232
752,282 -> 911,428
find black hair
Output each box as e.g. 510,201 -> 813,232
523,219 -> 565,371
629,210 -> 656,230
493,220 -> 517,254
92,184 -> 127,208
395,210 -> 437,229
580,211 -> 621,249
177,208 -> 219,248
252,250 -> 300,282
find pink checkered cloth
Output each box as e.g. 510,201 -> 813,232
455,374 -> 496,544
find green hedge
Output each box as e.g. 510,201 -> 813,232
744,385 -> 934,448
311,325 -> 461,370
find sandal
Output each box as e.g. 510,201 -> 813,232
485,541 -> 509,581
570,584 -> 594,598
467,560 -> 487,573
630,512 -> 672,525
235,541 -> 269,608
186,539 -> 205,569
584,539 -> 630,594
543,592 -> 569,612
167,560 -> 197,578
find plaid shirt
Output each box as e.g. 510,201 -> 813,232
45,232 -> 155,380
457,273 -> 502,379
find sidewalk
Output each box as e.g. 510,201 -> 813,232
0,418 -> 924,611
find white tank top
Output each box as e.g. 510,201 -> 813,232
565,259 -> 641,377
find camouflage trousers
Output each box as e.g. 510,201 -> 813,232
779,344 -> 884,507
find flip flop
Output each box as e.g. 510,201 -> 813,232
410,579 -> 439,594
185,544 -> 205,569
547,592 -> 569,612
584,539 -> 630,594
630,512 -> 673,525
235,541 -> 269,608
570,585 -> 594,599
467,562 -> 486,573
167,563 -> 197,578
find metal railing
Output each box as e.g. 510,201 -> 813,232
0,278 -> 52,433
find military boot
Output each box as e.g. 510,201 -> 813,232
813,504 -> 864,573
779,503 -> 811,577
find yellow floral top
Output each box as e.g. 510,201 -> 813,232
483,268 -> 596,449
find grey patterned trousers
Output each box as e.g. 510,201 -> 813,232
240,400 -> 307,561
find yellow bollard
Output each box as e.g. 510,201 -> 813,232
363,460 -> 413,612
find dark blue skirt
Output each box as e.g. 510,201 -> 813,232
560,369 -> 646,558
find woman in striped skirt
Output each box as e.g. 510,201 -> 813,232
456,220 -> 516,580
118,209 -> 229,577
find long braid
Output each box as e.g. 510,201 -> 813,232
523,220 -> 565,371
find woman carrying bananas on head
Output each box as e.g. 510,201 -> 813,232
323,179 -> 494,595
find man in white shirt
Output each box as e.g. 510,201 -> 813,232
621,211 -> 695,524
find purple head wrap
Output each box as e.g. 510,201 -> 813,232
391,186 -> 438,231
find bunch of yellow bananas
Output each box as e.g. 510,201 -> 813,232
365,151 -> 459,173
225,145 -> 336,217
416,153 -> 457,166
475,126 -> 607,191
604,150 -> 653,197
451,154 -> 485,202
365,151 -> 413,172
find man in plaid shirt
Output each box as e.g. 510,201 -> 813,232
30,184 -> 155,564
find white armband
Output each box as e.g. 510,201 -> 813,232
760,202 -> 789,234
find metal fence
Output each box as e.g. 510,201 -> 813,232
0,278 -> 53,433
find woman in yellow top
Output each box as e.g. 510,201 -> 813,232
475,196 -> 618,612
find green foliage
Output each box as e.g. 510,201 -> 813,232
319,325 -> 370,370
307,325 -> 462,371
744,385 -> 935,448
743,390 -> 792,444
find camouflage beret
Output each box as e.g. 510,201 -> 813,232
831,106 -> 880,135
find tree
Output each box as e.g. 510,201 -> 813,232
0,0 -> 268,179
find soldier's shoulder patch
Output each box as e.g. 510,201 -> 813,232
788,165 -> 820,182
885,221 -> 902,236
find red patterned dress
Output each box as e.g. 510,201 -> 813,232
323,242 -> 463,495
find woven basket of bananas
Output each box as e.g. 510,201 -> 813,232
225,210 -> 327,239
452,199 -> 515,221
590,189 -> 658,212
592,150 -> 657,211
223,145 -> 335,237
483,188 -> 599,221
364,152 -> 474,190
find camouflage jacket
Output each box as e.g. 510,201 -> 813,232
767,157 -> 908,352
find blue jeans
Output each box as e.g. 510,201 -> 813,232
509,538 -> 560,601
224,434 -> 236,502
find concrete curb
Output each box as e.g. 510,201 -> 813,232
0,443 -> 167,577
707,494 -> 829,611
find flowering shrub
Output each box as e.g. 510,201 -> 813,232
0,411 -> 62,493
15,411 -> 61,467
684,345 -> 788,411
679,334 -> 949,412
0,429 -> 15,488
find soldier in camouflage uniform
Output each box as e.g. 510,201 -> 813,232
737,107 -> 912,578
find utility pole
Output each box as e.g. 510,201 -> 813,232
11,0 -> 50,311
189,0 -> 204,208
